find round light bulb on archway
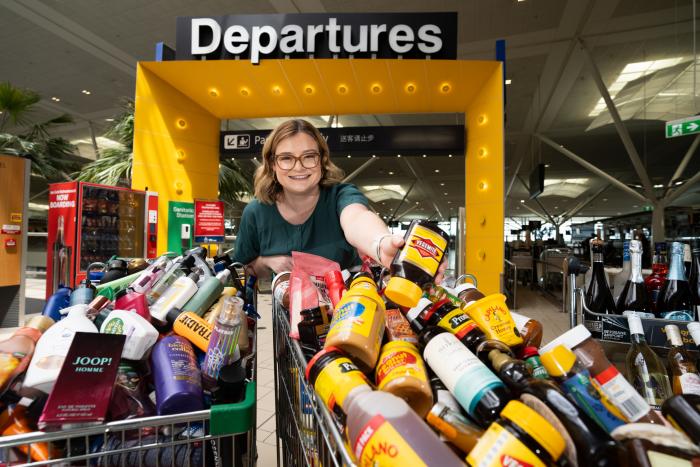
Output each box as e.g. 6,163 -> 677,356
272,86 -> 282,96
477,114 -> 488,125
371,83 -> 382,94
479,181 -> 488,191
174,181 -> 184,194
405,82 -> 416,94
176,149 -> 186,162
208,88 -> 219,98
304,85 -> 315,95
478,147 -> 488,158
240,87 -> 250,97
175,119 -> 187,129
337,84 -> 348,95
439,82 -> 452,94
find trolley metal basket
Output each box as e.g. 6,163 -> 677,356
272,298 -> 355,467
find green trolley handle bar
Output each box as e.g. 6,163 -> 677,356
210,380 -> 257,435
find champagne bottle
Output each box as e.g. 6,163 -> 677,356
616,240 -> 653,317
612,240 -> 631,304
52,215 -> 72,292
657,242 -> 695,321
625,313 -> 672,409
585,237 -> 617,314
688,243 -> 700,318
665,325 -> 700,396
644,242 -> 667,314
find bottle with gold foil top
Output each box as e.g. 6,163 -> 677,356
665,324 -> 700,396
325,275 -> 386,372
384,220 -> 449,308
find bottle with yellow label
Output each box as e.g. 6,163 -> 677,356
467,400 -> 566,467
325,275 -> 386,372
463,293 -> 523,348
345,386 -> 465,467
375,341 -> 433,417
384,220 -> 449,308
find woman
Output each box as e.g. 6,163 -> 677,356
232,118 -> 407,277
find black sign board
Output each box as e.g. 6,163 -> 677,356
220,125 -> 464,158
583,311 -> 695,350
175,13 -> 458,63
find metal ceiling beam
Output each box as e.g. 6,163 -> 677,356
505,152 -> 524,199
400,158 -> 444,219
388,180 -> 417,223
666,134 -> 700,191
395,204 -> 419,221
342,157 -> 377,183
665,169 -> 700,205
561,184 -> 610,220
578,38 -> 655,201
536,133 -> 648,202
516,175 -> 558,227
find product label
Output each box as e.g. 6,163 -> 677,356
354,414 -> 426,467
594,365 -> 650,421
314,357 -> 368,412
661,310 -> 695,321
467,422 -> 546,467
437,309 -> 478,340
0,353 -> 21,387
103,317 -> 125,335
398,225 -> 446,276
524,356 -> 549,379
647,450 -> 692,467
202,323 -> 241,380
632,354 -> 671,409
328,296 -> 377,339
561,371 -> 626,433
465,299 -> 522,347
424,333 -> 503,416
679,373 -> 700,396
376,345 -> 427,389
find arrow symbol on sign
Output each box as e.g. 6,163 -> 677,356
688,123 -> 699,131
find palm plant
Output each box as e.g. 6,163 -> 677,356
75,99 -> 253,201
0,82 -> 79,180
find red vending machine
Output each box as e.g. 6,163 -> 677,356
46,181 -> 158,297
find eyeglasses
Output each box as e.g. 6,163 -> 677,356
274,151 -> 321,170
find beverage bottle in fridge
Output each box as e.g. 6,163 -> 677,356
665,324 -> 700,396
657,241 -> 695,321
612,240 -> 631,304
616,240 -> 654,317
52,215 -> 72,292
585,237 -> 617,314
689,242 -> 700,317
625,313 -> 672,409
644,242 -> 668,314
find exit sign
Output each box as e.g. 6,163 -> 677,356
666,116 -> 700,138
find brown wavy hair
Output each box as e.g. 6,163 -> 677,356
254,119 -> 345,204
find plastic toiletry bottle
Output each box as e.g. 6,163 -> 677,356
131,256 -> 171,294
69,279 -> 96,306
2,397 -> 50,462
100,309 -> 159,360
168,308 -> 213,352
23,305 -> 98,393
149,272 -> 199,325
203,287 -> 238,326
41,286 -> 71,322
384,219 -> 449,308
540,323 -> 661,424
201,297 -> 243,389
0,316 -> 54,395
510,311 -> 544,348
324,274 -> 386,372
420,326 -> 511,427
344,386 -> 465,467
146,255 -> 196,305
151,335 -> 204,415
114,288 -> 151,322
540,344 -> 627,433
182,274 -> 224,317
467,400 -> 566,467
215,268 -> 231,286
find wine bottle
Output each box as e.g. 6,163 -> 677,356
665,325 -> 700,397
585,237 -> 617,315
52,215 -> 72,293
612,240 -> 631,304
687,322 -> 700,369
616,240 -> 654,317
657,242 -> 695,321
625,313 -> 672,409
645,242 -> 668,314
689,243 -> 700,318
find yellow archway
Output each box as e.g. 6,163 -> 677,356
131,58 -> 504,294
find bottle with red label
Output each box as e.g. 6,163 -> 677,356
344,386 -> 464,467
384,220 -> 449,308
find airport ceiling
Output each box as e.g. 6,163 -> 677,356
2,0 -> 699,224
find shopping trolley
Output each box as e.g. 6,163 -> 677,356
272,298 -> 355,467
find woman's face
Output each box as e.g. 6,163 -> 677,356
272,132 -> 323,197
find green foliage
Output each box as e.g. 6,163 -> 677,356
73,147 -> 132,187
219,159 -> 253,203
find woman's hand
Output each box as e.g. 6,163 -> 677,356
378,235 -> 404,269
250,255 -> 294,278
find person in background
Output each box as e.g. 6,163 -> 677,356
232,118 -> 447,279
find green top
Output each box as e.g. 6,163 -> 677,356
232,183 -> 369,270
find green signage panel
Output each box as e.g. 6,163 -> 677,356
666,116 -> 700,138
167,201 -> 194,254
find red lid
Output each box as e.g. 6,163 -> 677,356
323,270 -> 344,284
305,346 -> 344,382
424,298 -> 451,320
520,346 -> 540,359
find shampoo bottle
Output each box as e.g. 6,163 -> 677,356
151,335 -> 204,415
149,272 -> 199,325
100,309 -> 159,360
182,275 -> 224,317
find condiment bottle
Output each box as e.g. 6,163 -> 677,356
298,306 -> 330,358
0,316 -> 54,395
488,349 -> 621,467
305,347 -> 371,422
425,402 -> 483,455
541,323 -> 661,424
463,293 -> 523,347
271,271 -> 291,309
168,308 -> 213,352
429,372 -> 462,415
519,346 -> 549,379
510,311 -> 543,348
151,335 -> 204,415
100,309 -> 159,360
661,394 -> 700,444
453,281 -> 485,306
384,219 -> 449,308
323,270 -> 346,309
540,345 -> 626,433
325,275 -> 385,372
344,386 -> 464,467
467,400 -> 566,467
665,324 -> 700,396
374,341 -> 432,417
202,297 -> 243,388
419,326 -> 511,427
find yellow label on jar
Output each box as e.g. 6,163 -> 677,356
375,343 -> 428,388
354,414 -> 427,467
467,422 -> 546,467
328,296 -> 378,340
398,225 -> 447,276
314,356 -> 368,412
465,296 -> 523,347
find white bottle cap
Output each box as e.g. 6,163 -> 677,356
627,313 -> 644,336
64,304 -> 90,318
539,324 -> 591,354
687,322 -> 700,345
406,297 -> 433,322
453,282 -> 476,296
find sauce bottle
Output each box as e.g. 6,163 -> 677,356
374,341 -> 433,417
298,306 -> 330,358
453,281 -> 485,306
324,275 -> 385,372
540,345 -> 626,433
323,270 -> 346,309
344,386 -> 464,467
0,316 -> 54,395
519,346 -> 549,379
463,293 -> 523,347
420,326 -> 511,427
510,311 -> 543,348
425,402 -> 483,455
467,400 -> 566,467
384,220 -> 449,308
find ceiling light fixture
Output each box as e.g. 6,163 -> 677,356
104,118 -> 114,122
347,155 -> 351,158
51,96 -> 60,102
440,182 -> 445,186
520,199 -> 525,203
505,79 -> 512,85
422,154 -> 427,158
448,154 -> 453,158
397,154 -> 401,158
434,169 -> 440,173
388,171 -> 394,175
81,89 -> 91,95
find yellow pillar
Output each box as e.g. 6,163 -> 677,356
131,64 -> 220,254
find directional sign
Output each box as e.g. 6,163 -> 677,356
666,116 -> 700,138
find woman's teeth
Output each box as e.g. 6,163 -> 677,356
289,175 -> 310,180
